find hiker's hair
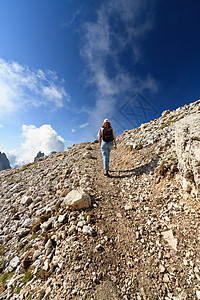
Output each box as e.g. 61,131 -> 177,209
103,121 -> 111,128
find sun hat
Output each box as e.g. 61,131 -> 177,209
103,118 -> 110,123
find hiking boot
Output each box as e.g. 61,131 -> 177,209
104,169 -> 109,176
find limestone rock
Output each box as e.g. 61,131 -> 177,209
22,218 -> 36,228
33,250 -> 41,260
9,256 -> 20,270
162,229 -> 177,251
64,188 -> 91,210
58,213 -> 68,223
82,225 -> 93,235
175,114 -> 200,199
68,225 -> 76,235
196,291 -> 200,300
41,219 -> 52,232
20,195 -> 32,206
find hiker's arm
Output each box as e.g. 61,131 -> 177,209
113,129 -> 117,149
98,128 -> 102,148
114,136 -> 117,149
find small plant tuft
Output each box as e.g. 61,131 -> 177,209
36,268 -> 49,281
31,232 -> 39,240
22,269 -> 33,284
0,245 -> 5,256
0,271 -> 15,283
84,210 -> 93,221
18,243 -> 25,250
135,144 -> 143,150
16,286 -> 22,294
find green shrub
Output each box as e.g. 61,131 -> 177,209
36,268 -> 49,281
16,286 -> 22,294
135,144 -> 143,150
22,269 -> 33,284
159,120 -> 172,129
18,243 -> 25,250
31,232 -> 39,240
84,210 -> 93,221
0,245 -> 5,256
0,271 -> 15,283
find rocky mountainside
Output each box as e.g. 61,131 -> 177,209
0,152 -> 11,172
0,100 -> 200,300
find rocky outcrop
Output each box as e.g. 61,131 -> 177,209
175,114 -> 200,198
0,152 -> 11,171
34,151 -> 45,162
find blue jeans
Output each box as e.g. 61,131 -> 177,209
101,141 -> 114,170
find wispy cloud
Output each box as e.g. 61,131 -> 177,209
0,58 -> 70,119
80,0 -> 158,129
79,122 -> 89,128
9,124 -> 65,166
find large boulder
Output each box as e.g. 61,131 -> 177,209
64,188 -> 91,210
175,113 -> 200,199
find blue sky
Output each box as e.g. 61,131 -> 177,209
0,0 -> 200,166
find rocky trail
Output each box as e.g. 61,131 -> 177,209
0,100 -> 200,299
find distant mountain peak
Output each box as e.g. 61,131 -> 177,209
0,151 -> 11,171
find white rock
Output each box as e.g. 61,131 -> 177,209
68,225 -> 76,235
44,286 -> 51,298
163,273 -> 170,283
64,188 -> 91,210
45,239 -> 52,250
162,229 -> 177,251
196,291 -> 200,300
33,250 -> 41,260
83,152 -> 92,159
7,277 -> 17,289
41,219 -> 52,232
20,195 -> 32,205
82,225 -> 93,235
77,220 -> 86,227
74,265 -> 82,272
51,255 -> 59,267
22,218 -> 36,228
159,265 -> 165,273
58,213 -> 67,223
175,114 -> 200,199
9,256 -> 20,269
43,258 -> 50,271
124,203 -> 133,210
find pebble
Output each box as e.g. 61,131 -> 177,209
82,225 -> 93,235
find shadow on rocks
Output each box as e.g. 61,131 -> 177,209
108,156 -> 160,178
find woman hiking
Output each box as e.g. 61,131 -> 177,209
98,119 -> 117,176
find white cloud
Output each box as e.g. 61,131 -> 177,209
80,0 -> 158,128
72,128 -> 76,133
0,58 -> 70,119
79,122 -> 89,128
11,124 -> 65,166
0,124 -> 3,128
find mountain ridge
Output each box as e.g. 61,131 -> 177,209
0,99 -> 200,299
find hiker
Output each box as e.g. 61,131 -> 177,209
98,119 -> 117,176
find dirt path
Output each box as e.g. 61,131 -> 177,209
76,142 -> 200,299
